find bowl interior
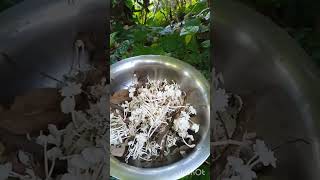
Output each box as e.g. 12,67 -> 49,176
110,55 -> 210,179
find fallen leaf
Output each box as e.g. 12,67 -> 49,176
0,130 -> 44,161
82,147 -> 105,163
0,111 -> 68,135
69,154 -> 92,169
74,93 -> 90,110
110,89 -> 130,105
10,88 -> 61,113
11,152 -> 26,175
156,125 -> 170,146
211,93 -> 258,179
83,69 -> 107,87
133,70 -> 148,86
111,145 -> 126,157
179,145 -> 190,152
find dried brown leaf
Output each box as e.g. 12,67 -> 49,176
133,70 -> 148,86
83,69 -> 106,87
156,125 -> 170,146
111,89 -> 130,105
0,111 -> 68,135
0,131 -> 45,178
111,145 -> 126,157
10,88 -> 61,113
74,93 -> 90,110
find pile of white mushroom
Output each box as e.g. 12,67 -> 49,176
111,75 -> 199,163
212,69 -> 277,180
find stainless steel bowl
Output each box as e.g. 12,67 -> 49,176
214,0 -> 320,179
110,55 -> 210,180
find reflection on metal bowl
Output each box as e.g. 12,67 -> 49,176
214,0 -> 320,179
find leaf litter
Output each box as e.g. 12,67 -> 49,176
212,69 -> 278,180
0,65 -> 109,180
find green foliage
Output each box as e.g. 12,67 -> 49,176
111,0 -> 210,79
111,23 -> 210,79
110,2 -> 210,179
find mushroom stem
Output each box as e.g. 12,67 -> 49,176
47,159 -> 56,180
44,141 -> 49,178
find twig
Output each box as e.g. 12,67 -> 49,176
1,52 -> 98,101
1,52 -> 67,85
272,137 -> 311,151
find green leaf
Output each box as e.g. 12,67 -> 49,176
186,0 -> 208,15
185,35 -> 193,45
110,0 -> 211,81
132,44 -> 166,56
201,40 -> 210,48
184,18 -> 202,27
159,34 -> 184,52
199,24 -> 209,33
124,0 -> 134,9
110,32 -> 118,47
132,27 -> 149,42
114,40 -> 131,57
110,55 -> 118,64
180,26 -> 199,36
204,11 -> 210,20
